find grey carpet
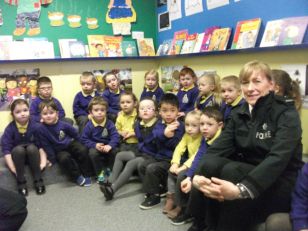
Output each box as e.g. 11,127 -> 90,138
20,181 -> 190,231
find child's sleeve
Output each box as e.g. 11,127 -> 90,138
171,134 -> 187,165
107,122 -> 120,148
80,123 -> 96,149
73,92 -> 86,118
185,139 -> 207,178
1,125 -> 14,155
291,164 -> 308,231
29,99 -> 41,122
36,127 -> 57,164
53,98 -> 66,119
65,123 -> 79,140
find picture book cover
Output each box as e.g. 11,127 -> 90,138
169,29 -> 188,55
121,41 -> 138,57
88,35 -> 123,57
261,16 -> 308,47
58,39 -> 77,58
180,33 -> 198,54
192,32 -> 205,53
200,26 -> 220,52
68,41 -> 87,58
156,39 -> 172,56
231,18 -> 262,49
136,38 -> 155,56
278,16 -> 308,46
207,27 -> 232,51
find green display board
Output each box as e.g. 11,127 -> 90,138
0,0 -> 157,57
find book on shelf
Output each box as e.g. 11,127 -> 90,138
169,29 -> 188,55
87,35 -> 123,57
207,27 -> 232,51
9,41 -> 54,60
121,41 -> 138,57
180,33 -> 198,54
156,39 -> 172,56
200,26 -> 220,52
192,32 -> 205,53
58,39 -> 77,58
68,41 -> 87,58
136,38 -> 155,56
260,16 -> 308,47
231,18 -> 261,49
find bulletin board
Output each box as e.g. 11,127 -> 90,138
0,0 -> 157,57
157,0 -> 308,46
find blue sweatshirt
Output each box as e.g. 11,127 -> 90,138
152,119 -> 185,160
134,119 -> 158,156
30,96 -> 66,122
140,86 -> 164,103
80,119 -> 120,149
185,138 -> 208,178
177,86 -> 199,113
37,120 -> 79,164
1,119 -> 41,155
195,94 -> 217,111
220,97 -> 245,123
291,163 -> 308,231
73,91 -> 99,118
101,88 -> 124,115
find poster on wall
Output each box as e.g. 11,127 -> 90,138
185,0 -> 204,16
161,65 -> 183,92
206,0 -> 229,10
0,69 -> 40,111
158,11 -> 171,32
167,0 -> 182,21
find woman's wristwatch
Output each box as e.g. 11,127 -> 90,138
236,183 -> 251,199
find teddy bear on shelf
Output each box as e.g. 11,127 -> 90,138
5,0 -> 52,36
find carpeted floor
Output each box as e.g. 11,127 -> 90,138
20,181 -> 191,231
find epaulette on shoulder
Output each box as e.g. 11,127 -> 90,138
274,94 -> 294,105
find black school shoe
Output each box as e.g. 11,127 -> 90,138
99,184 -> 114,201
139,194 -> 161,210
34,179 -> 46,195
18,187 -> 28,197
171,209 -> 193,225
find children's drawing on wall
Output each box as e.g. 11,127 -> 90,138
167,0 -> 182,21
0,68 -> 39,111
157,0 -> 167,7
206,0 -> 229,10
185,0 -> 203,16
106,0 -> 137,35
161,65 -> 183,93
92,68 -> 132,93
5,0 -> 53,36
86,17 -> 99,29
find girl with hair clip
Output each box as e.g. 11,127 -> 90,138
272,69 -> 302,111
195,73 -> 221,111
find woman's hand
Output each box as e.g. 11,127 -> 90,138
193,176 -> 240,201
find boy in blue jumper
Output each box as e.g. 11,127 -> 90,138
73,71 -> 99,133
37,100 -> 93,186
170,107 -> 223,225
139,93 -> 185,210
176,67 -> 199,118
80,96 -> 120,183
220,75 -> 245,123
30,76 -> 73,125
101,71 -> 124,122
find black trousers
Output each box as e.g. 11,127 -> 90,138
138,155 -> 170,194
75,115 -> 89,134
88,148 -> 116,175
0,188 -> 27,231
56,140 -> 94,180
189,156 -> 295,231
11,144 -> 42,188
